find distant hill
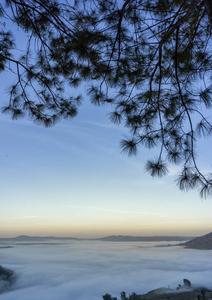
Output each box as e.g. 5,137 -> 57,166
0,234 -> 195,243
96,235 -> 194,242
184,232 -> 212,249
0,235 -> 79,242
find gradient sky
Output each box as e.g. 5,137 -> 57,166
0,93 -> 211,238
0,10 -> 212,238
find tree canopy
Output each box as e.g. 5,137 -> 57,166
102,291 -> 139,300
1,0 -> 212,196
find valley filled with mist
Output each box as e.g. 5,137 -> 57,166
1,238 -> 212,299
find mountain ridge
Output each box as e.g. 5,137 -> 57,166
96,235 -> 194,242
0,234 -> 195,242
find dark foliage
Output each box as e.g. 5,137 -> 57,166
102,293 -> 118,300
0,265 -> 14,283
0,265 -> 16,293
1,0 -> 212,196
103,291 -> 140,300
183,278 -> 191,287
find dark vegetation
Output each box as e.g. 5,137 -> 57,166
183,232 -> 212,249
1,0 -> 212,196
0,265 -> 16,293
103,291 -> 140,300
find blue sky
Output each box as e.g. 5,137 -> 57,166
0,90 -> 212,238
0,7 -> 212,238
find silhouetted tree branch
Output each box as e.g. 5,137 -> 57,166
1,0 -> 212,196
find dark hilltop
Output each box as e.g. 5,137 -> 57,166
183,232 -> 212,250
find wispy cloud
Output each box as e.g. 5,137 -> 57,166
80,120 -> 125,131
64,204 -> 167,218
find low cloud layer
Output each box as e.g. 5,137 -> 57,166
1,240 -> 212,299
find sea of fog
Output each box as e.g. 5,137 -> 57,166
0,240 -> 212,299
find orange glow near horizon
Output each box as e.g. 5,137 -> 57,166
0,221 -> 210,238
